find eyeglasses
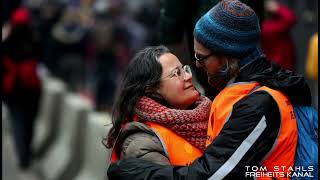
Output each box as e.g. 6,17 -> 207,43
161,65 -> 192,80
194,52 -> 215,65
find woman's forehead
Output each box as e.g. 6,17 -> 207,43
158,53 -> 182,69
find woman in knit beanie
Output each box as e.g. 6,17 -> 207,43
105,45 -> 211,165
107,1 -> 311,179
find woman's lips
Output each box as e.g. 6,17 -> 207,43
185,85 -> 194,90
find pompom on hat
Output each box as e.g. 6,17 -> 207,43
10,7 -> 31,26
194,0 -> 261,58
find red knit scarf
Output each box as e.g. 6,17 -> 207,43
134,96 -> 211,151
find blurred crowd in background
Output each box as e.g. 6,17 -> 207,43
2,0 -> 318,178
3,0 -> 163,112
2,0 -> 318,111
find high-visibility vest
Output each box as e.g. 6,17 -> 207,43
145,122 -> 202,166
206,82 -> 297,179
111,122 -> 202,166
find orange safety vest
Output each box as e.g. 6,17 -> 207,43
206,82 -> 297,179
111,122 -> 202,166
146,122 -> 202,166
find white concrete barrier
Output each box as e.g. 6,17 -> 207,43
2,102 -> 10,133
37,93 -> 92,180
32,77 -> 66,159
74,112 -> 112,180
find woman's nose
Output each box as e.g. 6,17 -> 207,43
184,71 -> 192,81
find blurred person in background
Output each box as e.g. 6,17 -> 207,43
156,0 -> 264,100
91,13 -> 117,112
89,0 -> 162,111
105,46 -> 211,166
261,0 -> 297,71
2,7 -> 42,170
35,1 -> 65,64
305,32 -> 318,108
125,0 -> 161,50
90,0 -> 146,111
108,0 -> 145,75
45,6 -> 91,92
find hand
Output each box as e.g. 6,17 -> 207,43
265,0 -> 279,13
2,23 -> 11,42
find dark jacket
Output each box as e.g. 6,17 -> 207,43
107,57 -> 311,180
2,25 -> 42,111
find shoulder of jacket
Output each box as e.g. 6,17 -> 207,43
121,132 -> 165,158
117,121 -> 154,141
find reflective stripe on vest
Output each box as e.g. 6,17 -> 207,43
206,82 -> 297,180
146,122 -> 202,166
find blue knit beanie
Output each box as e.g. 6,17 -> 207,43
194,0 -> 261,58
